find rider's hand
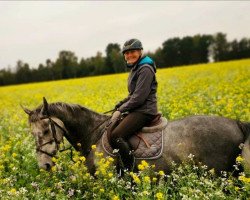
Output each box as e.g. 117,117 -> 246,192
111,110 -> 121,122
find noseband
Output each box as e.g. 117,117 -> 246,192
36,116 -> 68,157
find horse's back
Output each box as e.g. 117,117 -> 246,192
162,115 -> 244,172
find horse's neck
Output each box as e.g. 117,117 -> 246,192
50,103 -> 109,155
76,111 -> 109,155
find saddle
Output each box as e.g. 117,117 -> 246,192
102,114 -> 168,160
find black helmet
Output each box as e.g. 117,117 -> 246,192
122,39 -> 143,54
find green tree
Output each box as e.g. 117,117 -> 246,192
109,48 -> 125,73
15,60 -> 31,84
238,38 -> 250,58
210,32 -> 229,61
105,43 -> 121,73
77,58 -> 89,77
162,37 -> 182,67
179,36 -> 194,65
93,51 -> 106,75
53,51 -> 78,79
192,34 -> 213,63
0,68 -> 15,86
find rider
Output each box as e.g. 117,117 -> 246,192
109,38 -> 158,171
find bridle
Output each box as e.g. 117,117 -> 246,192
36,109 -> 114,158
36,116 -> 69,157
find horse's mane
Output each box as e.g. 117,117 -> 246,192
29,102 -> 103,122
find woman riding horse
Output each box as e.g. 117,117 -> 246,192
109,38 -> 158,171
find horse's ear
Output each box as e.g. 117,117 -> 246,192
21,104 -> 32,115
41,97 -> 49,116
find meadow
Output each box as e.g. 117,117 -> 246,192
0,59 -> 249,199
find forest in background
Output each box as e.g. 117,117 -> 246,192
0,32 -> 250,86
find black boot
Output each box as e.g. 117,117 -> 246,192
114,137 -> 135,172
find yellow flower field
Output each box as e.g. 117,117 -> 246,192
0,59 -> 249,199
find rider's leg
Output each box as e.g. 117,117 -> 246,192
110,112 -> 155,171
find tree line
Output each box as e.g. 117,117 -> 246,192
0,32 -> 250,86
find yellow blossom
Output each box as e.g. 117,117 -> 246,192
108,157 -> 114,162
95,170 -> 100,176
112,195 -> 120,200
158,170 -> 165,176
91,144 -> 96,150
131,173 -> 141,184
239,175 -> 250,183
141,160 -> 149,168
155,192 -> 164,200
95,152 -> 103,157
100,188 -> 105,193
236,155 -> 244,163
9,188 -> 17,195
51,166 -> 57,172
1,144 -> 11,152
144,176 -> 151,183
80,156 -> 86,162
152,177 -> 157,182
12,153 -> 17,158
52,157 -> 57,163
138,164 -> 145,171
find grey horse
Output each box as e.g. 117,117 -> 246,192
23,98 -> 250,174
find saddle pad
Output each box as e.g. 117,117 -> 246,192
102,121 -> 167,160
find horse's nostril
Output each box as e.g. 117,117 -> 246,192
45,163 -> 51,171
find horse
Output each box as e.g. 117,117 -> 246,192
23,97 -> 250,175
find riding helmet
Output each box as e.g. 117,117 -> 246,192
122,39 -> 143,54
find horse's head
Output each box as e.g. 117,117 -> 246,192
23,97 -> 65,170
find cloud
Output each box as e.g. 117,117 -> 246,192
0,1 -> 249,69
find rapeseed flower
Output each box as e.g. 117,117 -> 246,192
112,195 -> 120,200
12,152 -> 17,158
130,172 -> 141,184
236,155 -> 244,163
239,175 -> 250,183
155,192 -> 164,200
144,176 -> 151,183
141,160 -> 149,168
138,164 -> 145,171
158,170 -> 165,176
9,188 -> 17,195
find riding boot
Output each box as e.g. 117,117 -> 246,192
114,137 -> 135,172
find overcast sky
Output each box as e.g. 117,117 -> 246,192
0,1 -> 249,70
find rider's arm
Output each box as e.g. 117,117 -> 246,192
117,66 -> 154,113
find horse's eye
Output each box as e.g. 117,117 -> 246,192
44,129 -> 49,135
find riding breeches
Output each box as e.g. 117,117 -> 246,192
109,112 -> 155,146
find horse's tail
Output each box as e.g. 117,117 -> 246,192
237,121 -> 250,169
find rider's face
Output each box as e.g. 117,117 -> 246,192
124,50 -> 142,64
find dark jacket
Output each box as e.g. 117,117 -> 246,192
116,56 -> 158,115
